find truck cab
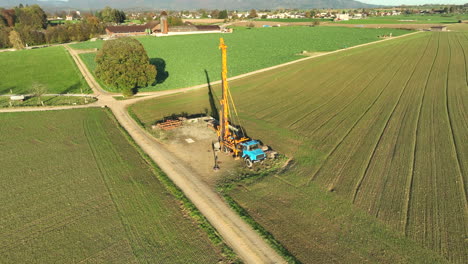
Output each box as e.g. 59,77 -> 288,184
240,140 -> 266,167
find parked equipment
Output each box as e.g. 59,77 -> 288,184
216,38 -> 267,167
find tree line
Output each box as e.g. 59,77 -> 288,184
0,5 -> 128,49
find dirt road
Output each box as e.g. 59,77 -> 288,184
2,47 -> 287,263
67,45 -> 287,263
111,105 -> 286,263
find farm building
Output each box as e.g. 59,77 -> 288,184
335,14 -> 350,21
106,12 -> 221,37
430,26 -> 447,31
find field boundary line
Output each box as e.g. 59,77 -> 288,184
404,33 -> 440,236
0,104 -> 102,113
351,34 -> 432,204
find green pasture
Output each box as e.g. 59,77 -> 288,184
71,26 -> 409,92
129,32 -> 468,263
0,46 -> 90,94
0,108 -> 224,263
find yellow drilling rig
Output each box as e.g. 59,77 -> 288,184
216,38 -> 267,167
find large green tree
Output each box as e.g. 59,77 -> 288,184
95,38 -> 156,95
15,4 -> 47,29
98,6 -> 126,24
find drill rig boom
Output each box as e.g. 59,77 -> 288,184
217,38 -> 266,167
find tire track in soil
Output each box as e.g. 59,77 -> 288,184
306,39 -> 414,185
305,40 -> 413,141
323,39 -> 420,193
351,33 -> 433,205
445,33 -> 468,219
287,41 -> 405,130
454,33 -> 468,197
404,33 -> 441,236
83,116 -> 140,262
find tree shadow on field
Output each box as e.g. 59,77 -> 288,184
62,82 -> 82,94
205,69 -> 219,120
150,58 -> 169,85
0,86 -> 16,95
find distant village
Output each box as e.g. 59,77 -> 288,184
1,3 -> 466,49
49,5 -> 467,23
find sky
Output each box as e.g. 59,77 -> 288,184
35,0 -> 467,5
361,0 -> 466,5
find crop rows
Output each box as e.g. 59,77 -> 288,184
0,109 -> 222,263
405,33 -> 467,262
302,32 -> 467,262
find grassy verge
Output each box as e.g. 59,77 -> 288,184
111,107 -> 240,263
0,96 -> 96,107
113,95 -> 146,100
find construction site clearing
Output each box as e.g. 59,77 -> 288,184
151,116 -> 278,187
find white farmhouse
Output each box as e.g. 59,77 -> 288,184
336,14 -> 349,21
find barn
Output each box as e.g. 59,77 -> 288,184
105,12 -> 222,37
105,21 -> 160,37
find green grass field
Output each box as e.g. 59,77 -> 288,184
71,26 -> 409,92
0,108 -> 225,263
129,32 -> 468,263
0,46 -> 90,95
334,14 -> 468,24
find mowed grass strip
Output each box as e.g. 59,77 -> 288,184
129,32 -> 468,262
72,26 -> 409,92
0,108 -> 223,263
0,46 -> 90,95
